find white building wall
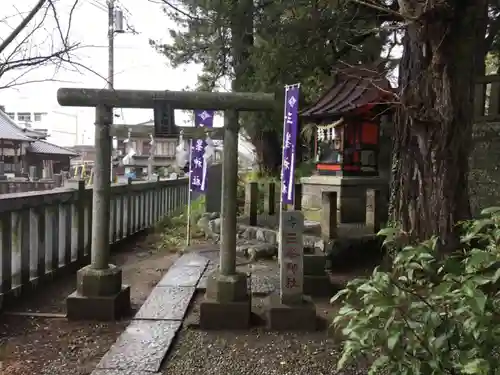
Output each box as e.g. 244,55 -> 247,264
1,101 -> 91,147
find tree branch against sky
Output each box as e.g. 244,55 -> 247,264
0,0 -> 85,90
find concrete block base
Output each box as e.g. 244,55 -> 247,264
205,271 -> 249,303
303,254 -> 327,275
199,297 -> 251,330
66,285 -> 131,321
200,270 -> 251,329
264,293 -> 317,331
77,264 -> 123,296
304,275 -> 335,297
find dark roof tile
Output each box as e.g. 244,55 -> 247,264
27,140 -> 78,156
300,65 -> 395,121
0,111 -> 36,142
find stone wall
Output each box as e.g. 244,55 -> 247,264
469,124 -> 500,216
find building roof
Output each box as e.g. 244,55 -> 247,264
27,140 -> 79,156
22,128 -> 48,139
300,65 -> 395,121
0,110 -> 36,142
0,109 -> 78,157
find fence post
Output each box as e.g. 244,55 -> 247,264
1,211 -> 13,295
321,191 -> 337,241
366,189 -> 381,234
265,182 -> 276,215
127,177 -> 132,236
77,180 -> 86,262
245,181 -> 258,225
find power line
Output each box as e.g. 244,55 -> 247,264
86,0 -> 107,12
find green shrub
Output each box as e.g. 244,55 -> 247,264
155,195 -> 206,251
332,207 -> 500,375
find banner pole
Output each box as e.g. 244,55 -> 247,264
278,85 -> 288,266
278,83 -> 300,266
186,137 -> 193,247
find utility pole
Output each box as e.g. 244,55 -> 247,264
107,0 -> 116,182
107,0 -> 115,89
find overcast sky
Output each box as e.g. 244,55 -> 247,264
0,0 -> 204,145
0,1 -> 401,147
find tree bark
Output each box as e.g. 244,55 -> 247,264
390,0 -> 488,247
252,128 -> 282,175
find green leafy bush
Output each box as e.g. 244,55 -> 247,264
155,195 -> 206,251
332,207 -> 500,375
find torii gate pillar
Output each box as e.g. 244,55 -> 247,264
67,104 -> 130,320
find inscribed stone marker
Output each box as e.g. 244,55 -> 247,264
279,210 -> 304,305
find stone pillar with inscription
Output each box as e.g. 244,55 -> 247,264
264,210 -> 317,331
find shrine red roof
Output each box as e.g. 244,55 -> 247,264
299,65 -> 395,121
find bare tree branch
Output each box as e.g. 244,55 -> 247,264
0,0 -> 47,54
0,0 -> 87,90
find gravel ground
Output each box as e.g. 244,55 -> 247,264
162,294 -> 369,375
0,232 -> 180,375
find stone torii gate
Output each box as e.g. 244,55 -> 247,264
58,87 -> 276,325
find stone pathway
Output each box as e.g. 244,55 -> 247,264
91,252 -> 209,375
90,246 -> 285,375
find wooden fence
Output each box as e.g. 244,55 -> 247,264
0,179 -> 59,194
0,178 -> 189,308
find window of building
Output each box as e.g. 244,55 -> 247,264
34,112 -> 47,122
6,112 -> 14,120
17,112 -> 31,122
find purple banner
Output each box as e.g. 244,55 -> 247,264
190,110 -> 214,192
281,84 -> 300,204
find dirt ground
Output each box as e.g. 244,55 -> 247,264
162,294 -> 368,375
0,231 -> 180,375
0,230 -> 370,375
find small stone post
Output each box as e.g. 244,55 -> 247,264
264,210 -> 317,331
66,105 -> 131,321
280,211 -> 304,305
201,109 -> 251,330
265,182 -> 276,215
293,183 -> 302,211
321,191 -> 337,241
365,189 -> 381,233
245,181 -> 258,225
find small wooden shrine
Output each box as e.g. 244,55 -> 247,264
300,65 -> 394,176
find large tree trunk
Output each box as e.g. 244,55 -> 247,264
253,128 -> 282,175
390,0 -> 488,247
